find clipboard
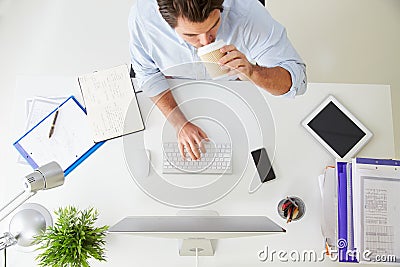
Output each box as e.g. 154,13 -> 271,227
13,96 -> 105,176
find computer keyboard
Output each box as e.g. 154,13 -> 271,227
162,142 -> 232,174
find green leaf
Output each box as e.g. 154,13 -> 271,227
33,206 -> 108,267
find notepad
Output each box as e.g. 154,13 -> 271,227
78,65 -> 144,142
14,96 -> 104,176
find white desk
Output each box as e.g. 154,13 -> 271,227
0,78 -> 394,267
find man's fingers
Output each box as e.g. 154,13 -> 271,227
220,44 -> 236,53
189,139 -> 201,159
176,122 -> 210,160
227,69 -> 239,77
187,140 -> 199,160
219,50 -> 242,65
198,128 -> 209,140
194,135 -> 206,154
224,58 -> 245,70
197,129 -> 208,154
178,142 -> 186,160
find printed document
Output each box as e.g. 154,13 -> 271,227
353,165 -> 400,263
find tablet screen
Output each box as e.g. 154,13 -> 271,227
307,101 -> 367,158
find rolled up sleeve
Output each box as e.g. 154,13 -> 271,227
243,2 -> 307,96
278,60 -> 307,97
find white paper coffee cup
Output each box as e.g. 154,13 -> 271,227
197,40 -> 230,80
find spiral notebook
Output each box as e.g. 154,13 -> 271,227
13,96 -> 105,176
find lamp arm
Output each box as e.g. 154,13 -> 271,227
0,190 -> 25,213
0,191 -> 36,222
0,232 -> 17,251
0,161 -> 64,223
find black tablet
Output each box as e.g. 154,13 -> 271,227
302,95 -> 372,159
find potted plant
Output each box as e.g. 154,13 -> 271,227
34,206 -> 109,267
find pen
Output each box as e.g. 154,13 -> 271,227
48,110 -> 59,138
325,238 -> 331,256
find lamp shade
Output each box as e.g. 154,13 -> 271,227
9,203 -> 52,249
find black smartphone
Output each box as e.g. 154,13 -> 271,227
251,148 -> 276,183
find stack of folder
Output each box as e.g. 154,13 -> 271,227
319,158 -> 400,263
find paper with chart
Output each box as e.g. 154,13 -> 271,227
78,65 -> 144,142
18,96 -> 68,164
15,97 -> 95,172
353,164 -> 400,263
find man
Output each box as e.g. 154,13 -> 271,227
129,0 -> 306,160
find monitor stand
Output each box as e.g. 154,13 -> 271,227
176,210 -> 219,256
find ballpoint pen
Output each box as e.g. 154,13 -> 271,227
48,110 -> 59,138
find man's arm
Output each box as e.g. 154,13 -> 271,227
219,1 -> 306,96
219,45 -> 292,96
249,65 -> 292,96
151,90 -> 208,160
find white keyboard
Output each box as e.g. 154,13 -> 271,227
162,142 -> 232,174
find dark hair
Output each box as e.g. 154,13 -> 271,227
157,0 -> 224,28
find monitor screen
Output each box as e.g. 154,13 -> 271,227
307,101 -> 367,158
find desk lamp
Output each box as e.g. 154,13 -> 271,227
0,161 -> 64,223
0,161 -> 63,251
0,203 -> 52,251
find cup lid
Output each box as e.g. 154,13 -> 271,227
197,40 -> 226,56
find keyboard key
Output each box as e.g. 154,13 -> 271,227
162,142 -> 232,174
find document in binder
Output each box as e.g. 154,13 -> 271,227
352,158 -> 400,263
13,96 -> 105,176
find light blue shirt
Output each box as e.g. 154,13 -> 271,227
128,0 -> 307,97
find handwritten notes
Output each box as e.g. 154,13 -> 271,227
78,65 -> 144,142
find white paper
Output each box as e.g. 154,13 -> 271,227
362,177 -> 399,258
17,97 -> 94,171
18,96 -> 68,164
319,167 -> 337,248
78,65 -> 144,142
353,163 -> 400,263
26,97 -> 63,128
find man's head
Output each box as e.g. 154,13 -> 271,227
157,0 -> 224,48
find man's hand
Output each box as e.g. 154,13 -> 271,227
218,44 -> 292,95
151,90 -> 210,160
219,44 -> 254,80
177,121 -> 208,160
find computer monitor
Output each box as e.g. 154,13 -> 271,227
108,215 -> 285,256
109,215 -> 285,239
